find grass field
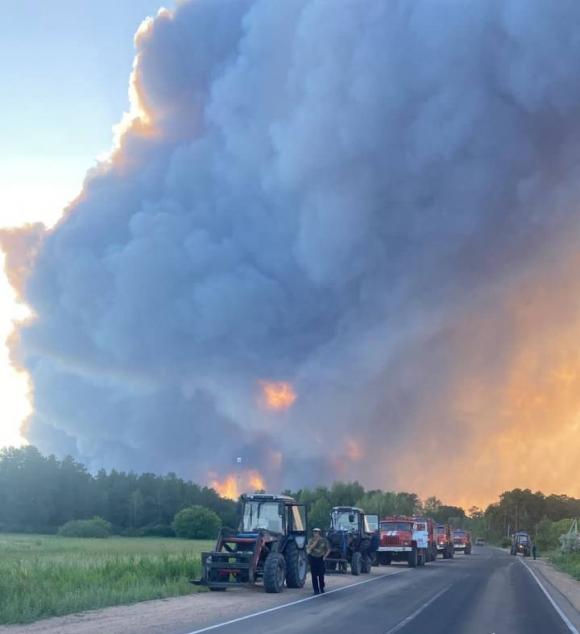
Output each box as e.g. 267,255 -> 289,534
0,534 -> 213,625
550,551 -> 580,581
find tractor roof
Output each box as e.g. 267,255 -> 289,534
331,506 -> 364,513
241,493 -> 298,504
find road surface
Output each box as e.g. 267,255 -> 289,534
182,547 -> 577,634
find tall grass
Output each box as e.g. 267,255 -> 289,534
0,534 -> 212,624
550,551 -> 580,581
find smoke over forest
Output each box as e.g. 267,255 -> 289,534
6,0 -> 580,505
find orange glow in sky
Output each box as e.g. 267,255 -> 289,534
259,380 -> 297,411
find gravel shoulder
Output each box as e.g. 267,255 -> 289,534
0,566 -> 406,634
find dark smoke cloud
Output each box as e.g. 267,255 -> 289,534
14,0 -> 580,502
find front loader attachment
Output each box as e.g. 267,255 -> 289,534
195,528 -> 265,590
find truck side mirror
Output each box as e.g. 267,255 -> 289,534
349,514 -> 355,523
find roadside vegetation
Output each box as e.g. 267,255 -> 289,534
0,534 -> 212,624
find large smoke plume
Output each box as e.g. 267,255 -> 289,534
9,0 -> 580,505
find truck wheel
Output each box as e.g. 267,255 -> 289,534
465,547 -> 471,555
351,551 -> 362,576
361,554 -> 371,574
284,541 -> 307,588
264,552 -> 286,593
418,551 -> 426,566
408,548 -> 417,568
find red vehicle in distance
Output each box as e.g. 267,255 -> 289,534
435,524 -> 454,559
452,528 -> 472,554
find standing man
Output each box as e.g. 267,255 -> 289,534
306,528 -> 330,594
532,542 -> 537,560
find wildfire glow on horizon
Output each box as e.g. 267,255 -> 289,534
210,470 -> 267,500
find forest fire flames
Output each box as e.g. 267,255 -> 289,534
210,470 -> 266,500
259,380 -> 297,411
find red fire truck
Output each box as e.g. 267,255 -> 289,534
435,524 -> 454,559
452,528 -> 472,554
377,516 -> 436,567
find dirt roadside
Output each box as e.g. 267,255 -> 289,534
0,566 -> 407,634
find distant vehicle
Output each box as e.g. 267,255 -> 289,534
511,531 -> 531,557
324,506 -> 379,575
452,528 -> 472,554
475,538 -> 485,546
377,516 -> 434,567
435,524 -> 455,559
197,493 -> 307,592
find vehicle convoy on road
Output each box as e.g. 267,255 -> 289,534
377,516 -> 433,567
511,531 -> 532,557
435,523 -> 455,559
324,506 -> 379,575
452,528 -> 472,554
197,493 -> 308,593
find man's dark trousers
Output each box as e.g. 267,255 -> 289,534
308,555 -> 326,593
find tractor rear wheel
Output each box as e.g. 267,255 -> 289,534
284,541 -> 307,588
361,554 -> 371,574
351,551 -> 362,575
264,552 -> 286,593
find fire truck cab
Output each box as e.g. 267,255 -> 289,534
377,516 -> 430,567
435,524 -> 455,559
452,528 -> 472,554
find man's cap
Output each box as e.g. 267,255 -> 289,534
313,528 -> 321,532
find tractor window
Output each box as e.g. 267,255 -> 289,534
242,501 -> 283,533
364,515 -> 378,532
332,511 -> 359,531
291,505 -> 305,532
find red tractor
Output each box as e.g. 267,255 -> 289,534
452,528 -> 472,554
377,516 -> 431,567
197,493 -> 308,592
435,524 -> 455,559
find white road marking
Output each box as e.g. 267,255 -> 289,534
519,559 -> 579,634
384,585 -> 451,634
185,570 -> 408,634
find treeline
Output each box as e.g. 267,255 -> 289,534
0,446 -> 237,534
484,488 -> 580,542
2,446 -> 579,542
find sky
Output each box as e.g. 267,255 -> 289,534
3,0 -> 580,509
0,0 -> 174,447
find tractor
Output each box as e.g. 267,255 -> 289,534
511,531 -> 531,557
324,506 -> 379,575
197,493 -> 308,593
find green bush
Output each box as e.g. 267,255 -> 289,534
172,506 -> 221,539
58,517 -> 112,538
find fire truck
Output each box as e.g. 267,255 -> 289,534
452,528 -> 472,554
377,516 -> 434,567
435,524 -> 455,559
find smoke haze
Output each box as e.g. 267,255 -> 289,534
8,0 -> 580,506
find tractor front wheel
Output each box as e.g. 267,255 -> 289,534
284,541 -> 307,588
264,552 -> 286,593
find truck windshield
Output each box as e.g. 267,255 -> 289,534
436,526 -> 446,534
380,522 -> 412,531
242,501 -> 283,533
332,511 -> 358,531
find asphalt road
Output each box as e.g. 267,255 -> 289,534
183,547 -> 575,634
